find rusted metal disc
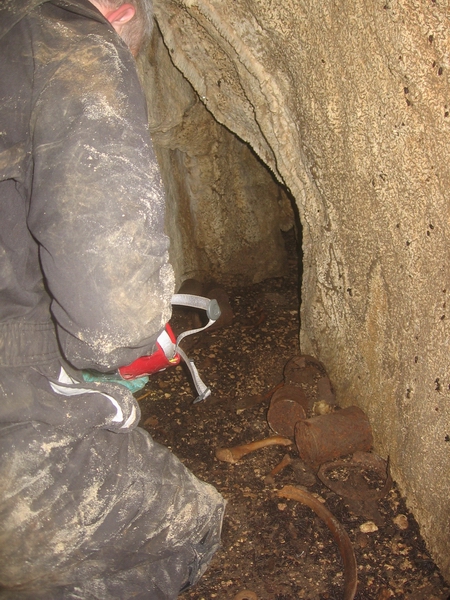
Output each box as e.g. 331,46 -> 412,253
267,384 -> 307,437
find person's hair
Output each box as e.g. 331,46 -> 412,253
96,0 -> 154,54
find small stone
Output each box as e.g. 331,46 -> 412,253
393,514 -> 409,529
312,399 -> 334,415
360,521 -> 379,533
277,502 -> 287,511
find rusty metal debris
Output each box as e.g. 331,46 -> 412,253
215,435 -> 292,464
283,354 -> 336,408
277,485 -> 358,600
318,451 -> 392,525
267,354 -> 335,437
294,405 -> 373,468
267,384 -> 308,437
267,354 -> 337,436
216,356 -> 382,599
318,451 -> 392,502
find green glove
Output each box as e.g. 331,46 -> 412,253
82,370 -> 149,394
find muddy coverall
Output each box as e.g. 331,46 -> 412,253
0,1 -> 225,598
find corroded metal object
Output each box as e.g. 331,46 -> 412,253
267,384 -> 308,437
318,451 -> 392,502
283,355 -> 336,409
294,406 -> 373,467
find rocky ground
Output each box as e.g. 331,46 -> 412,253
136,232 -> 450,600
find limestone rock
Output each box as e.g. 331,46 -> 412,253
146,0 -> 450,581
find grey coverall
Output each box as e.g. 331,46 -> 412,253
0,1 -> 225,597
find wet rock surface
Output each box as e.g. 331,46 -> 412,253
137,233 -> 449,600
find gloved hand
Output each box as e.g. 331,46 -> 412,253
82,324 -> 179,393
83,294 -> 220,402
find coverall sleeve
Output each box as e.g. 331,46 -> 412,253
27,27 -> 175,372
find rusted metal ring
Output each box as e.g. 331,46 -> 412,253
317,452 -> 392,502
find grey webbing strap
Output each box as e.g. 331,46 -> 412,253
171,293 -> 221,346
171,294 -> 221,320
175,318 -> 216,347
176,347 -> 211,403
170,294 -> 222,403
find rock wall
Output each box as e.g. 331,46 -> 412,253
141,24 -> 292,287
149,0 -> 450,580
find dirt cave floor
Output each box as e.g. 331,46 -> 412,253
136,233 -> 450,600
